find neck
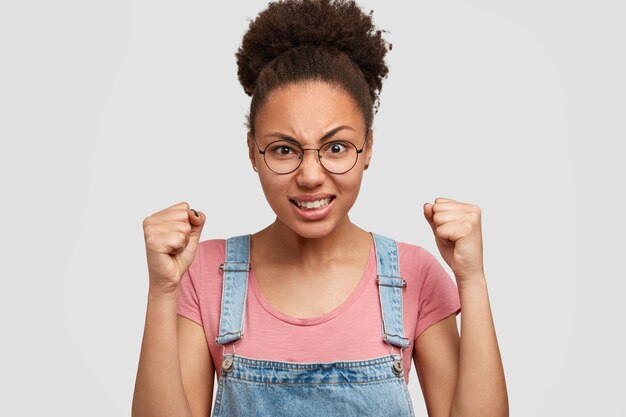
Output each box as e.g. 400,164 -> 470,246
255,216 -> 370,267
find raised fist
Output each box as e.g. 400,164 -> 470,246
142,202 -> 205,293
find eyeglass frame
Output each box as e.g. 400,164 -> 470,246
251,133 -> 368,175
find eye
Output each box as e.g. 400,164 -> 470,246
329,143 -> 347,153
268,142 -> 300,157
322,141 -> 352,155
275,146 -> 292,155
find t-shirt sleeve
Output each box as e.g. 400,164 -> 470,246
176,263 -> 203,327
414,249 -> 461,340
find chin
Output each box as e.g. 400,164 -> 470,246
291,224 -> 335,239
276,216 -> 339,240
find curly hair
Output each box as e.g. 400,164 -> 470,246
235,0 -> 392,136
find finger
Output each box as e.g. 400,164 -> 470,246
434,197 -> 459,203
188,209 -> 206,246
152,201 -> 191,217
434,221 -> 466,243
151,231 -> 189,255
144,221 -> 192,237
431,210 -> 469,227
423,202 -> 436,233
146,208 -> 194,224
148,211 -> 190,226
431,201 -> 473,214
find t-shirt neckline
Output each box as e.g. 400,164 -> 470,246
249,239 -> 375,326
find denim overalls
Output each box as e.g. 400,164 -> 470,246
212,233 -> 415,417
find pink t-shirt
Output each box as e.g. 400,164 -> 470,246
176,237 -> 461,385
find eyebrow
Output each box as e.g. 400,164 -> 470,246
262,125 -> 355,144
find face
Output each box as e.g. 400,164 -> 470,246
247,81 -> 373,239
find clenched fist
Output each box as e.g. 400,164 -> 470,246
142,202 -> 205,293
423,197 -> 484,284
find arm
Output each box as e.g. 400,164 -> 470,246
134,203 -> 212,416
132,290 -> 194,417
413,314 -> 460,417
419,198 -> 509,416
449,275 -> 508,417
132,290 -> 214,417
413,274 -> 508,417
178,314 -> 215,417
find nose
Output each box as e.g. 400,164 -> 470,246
295,149 -> 326,187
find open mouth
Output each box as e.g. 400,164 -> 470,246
289,196 -> 336,210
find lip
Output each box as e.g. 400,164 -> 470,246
290,196 -> 336,221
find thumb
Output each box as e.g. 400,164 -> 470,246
423,202 -> 436,233
188,208 -> 206,245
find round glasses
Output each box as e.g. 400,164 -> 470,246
252,135 -> 366,175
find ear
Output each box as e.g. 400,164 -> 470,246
364,129 -> 374,167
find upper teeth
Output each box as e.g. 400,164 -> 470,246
295,197 -> 332,209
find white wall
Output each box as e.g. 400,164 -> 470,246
1,0 -> 624,415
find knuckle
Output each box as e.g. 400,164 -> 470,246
145,235 -> 155,248
170,236 -> 183,252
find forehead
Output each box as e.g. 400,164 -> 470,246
255,81 -> 364,142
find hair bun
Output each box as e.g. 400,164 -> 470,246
236,0 -> 392,98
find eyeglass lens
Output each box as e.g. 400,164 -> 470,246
263,140 -> 359,174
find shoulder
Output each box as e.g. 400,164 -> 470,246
370,233 -> 432,261
196,238 -> 227,257
370,233 -> 441,266
395,240 -> 441,271
196,238 -> 228,265
390,238 -> 450,288
185,238 -> 227,280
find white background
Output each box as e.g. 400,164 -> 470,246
1,0 -> 624,415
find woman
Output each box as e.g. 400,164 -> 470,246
132,1 -> 509,416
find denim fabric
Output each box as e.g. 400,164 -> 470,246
213,233 -> 415,417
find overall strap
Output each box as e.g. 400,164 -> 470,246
372,233 -> 410,349
215,234 -> 251,345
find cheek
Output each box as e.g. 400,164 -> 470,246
258,175 -> 289,203
342,172 -> 365,190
